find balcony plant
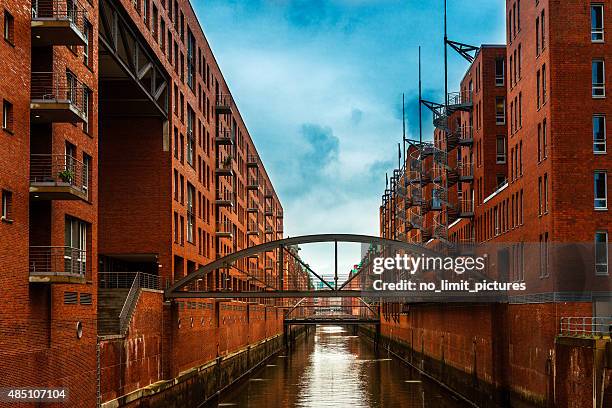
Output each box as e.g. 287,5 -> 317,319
58,169 -> 75,184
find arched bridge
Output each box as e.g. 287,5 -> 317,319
165,234 -> 436,300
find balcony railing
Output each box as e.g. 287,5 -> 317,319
99,272 -> 163,290
265,224 -> 274,233
560,317 -> 612,338
29,246 -> 86,281
264,205 -> 274,216
30,154 -> 88,200
31,72 -> 88,122
247,176 -> 260,189
216,221 -> 233,237
216,94 -> 233,114
215,157 -> 233,175
447,90 -> 473,107
457,125 -> 474,145
247,200 -> 259,212
458,161 -> 474,181
277,209 -> 284,218
216,190 -> 234,207
458,198 -> 474,217
215,129 -> 234,145
247,154 -> 259,167
247,222 -> 259,235
31,0 -> 88,46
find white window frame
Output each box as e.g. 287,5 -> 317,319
592,4 -> 605,43
594,171 -> 608,209
1,190 -> 10,220
594,114 -> 607,153
592,59 -> 606,98
496,97 -> 506,125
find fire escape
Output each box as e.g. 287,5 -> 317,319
419,1 -> 477,248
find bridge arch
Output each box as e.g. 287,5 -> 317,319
165,234 -> 437,299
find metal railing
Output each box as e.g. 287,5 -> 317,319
560,317 -> 612,337
447,90 -> 473,106
277,209 -> 284,218
30,246 -> 86,277
216,221 -> 233,234
31,72 -> 88,117
247,154 -> 259,165
216,189 -> 234,202
99,272 -> 162,290
264,205 -> 274,214
247,176 -> 260,187
31,0 -> 88,29
264,224 -> 274,233
247,222 -> 258,234
458,161 -> 474,179
216,93 -> 234,109
30,154 -> 87,193
216,156 -> 233,171
459,198 -> 474,214
216,129 -> 233,143
119,273 -> 140,333
456,125 -> 474,142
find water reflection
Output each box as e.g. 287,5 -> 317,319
208,326 -> 469,408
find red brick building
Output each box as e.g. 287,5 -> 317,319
379,1 -> 611,406
0,0 -> 302,406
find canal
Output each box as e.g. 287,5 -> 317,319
207,326 -> 470,407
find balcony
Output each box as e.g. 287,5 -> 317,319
215,190 -> 234,207
457,126 -> 474,146
277,209 -> 284,219
458,161 -> 474,182
215,157 -> 234,176
264,224 -> 274,234
246,222 -> 259,236
247,154 -> 258,168
246,176 -> 260,190
215,129 -> 234,146
215,94 -> 233,115
264,188 -> 273,199
31,0 -> 88,46
447,90 -> 473,112
29,246 -> 86,283
31,72 -> 88,123
458,198 -> 474,218
30,154 -> 89,201
264,205 -> 274,216
216,221 -> 233,239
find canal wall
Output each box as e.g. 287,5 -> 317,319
99,290 -> 291,406
362,301 -> 607,408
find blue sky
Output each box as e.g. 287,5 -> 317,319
194,0 -> 506,281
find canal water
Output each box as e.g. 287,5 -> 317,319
207,326 -> 469,408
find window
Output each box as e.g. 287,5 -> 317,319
595,231 -> 608,275
541,9 -> 546,49
593,60 -> 605,97
595,171 -> 608,209
592,4 -> 604,42
3,10 -> 13,44
1,190 -> 12,221
83,154 -> 91,199
187,30 -> 196,90
541,64 -> 547,103
143,0 -> 149,27
187,183 -> 195,243
517,44 -> 522,80
495,58 -> 505,86
543,173 -> 548,213
538,176 -> 543,215
2,99 -> 13,132
152,5 -> 158,40
542,119 -> 547,159
594,115 -> 607,153
187,107 -> 195,165
496,136 -> 507,163
536,16 -> 540,54
83,20 -> 93,67
65,217 -> 87,275
537,69 -> 541,107
83,87 -> 92,134
495,97 -> 505,124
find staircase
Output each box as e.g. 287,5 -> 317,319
97,288 -> 130,335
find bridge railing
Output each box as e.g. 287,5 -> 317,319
559,316 -> 612,338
